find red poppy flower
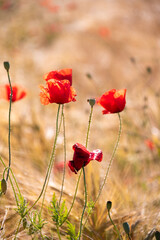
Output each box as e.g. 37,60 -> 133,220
68,143 -> 103,174
40,69 -> 76,105
0,84 -> 27,102
44,69 -> 72,86
145,139 -> 155,151
97,89 -> 126,114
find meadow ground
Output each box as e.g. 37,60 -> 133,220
0,0 -> 160,239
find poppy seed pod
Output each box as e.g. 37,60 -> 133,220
106,201 -> 112,211
3,61 -> 10,71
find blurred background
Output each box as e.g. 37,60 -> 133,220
0,0 -> 160,239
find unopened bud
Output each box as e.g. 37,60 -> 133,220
3,62 -> 10,71
123,222 -> 130,235
87,98 -> 96,107
106,201 -> 112,212
1,179 -> 7,194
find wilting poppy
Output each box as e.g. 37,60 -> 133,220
40,69 -> 76,105
0,84 -> 27,102
68,143 -> 103,174
97,89 -> 126,114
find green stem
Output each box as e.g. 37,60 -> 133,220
85,106 -> 93,148
84,113 -> 122,227
0,157 -> 19,205
39,104 -> 61,215
6,70 -> 13,182
59,105 -> 66,206
78,167 -> 87,240
60,168 -> 82,226
57,226 -> 62,240
14,218 -> 22,240
60,105 -> 94,226
108,211 -> 123,240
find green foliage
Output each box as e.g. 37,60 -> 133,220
16,194 -> 28,218
49,193 -> 68,226
86,200 -> 94,215
27,211 -> 46,235
66,221 -> 79,240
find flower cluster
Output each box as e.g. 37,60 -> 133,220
39,69 -> 126,173
40,69 -> 77,105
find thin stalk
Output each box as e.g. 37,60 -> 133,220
39,104 -> 61,215
60,105 -> 94,226
59,105 -> 66,206
84,113 -> 122,227
56,226 -> 62,240
60,169 -> 82,226
23,104 -> 61,217
0,157 -> 19,205
14,218 -> 22,240
6,69 -> 13,182
78,167 -> 87,240
108,211 -> 123,240
85,106 -> 93,148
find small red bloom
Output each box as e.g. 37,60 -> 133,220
97,89 -> 126,114
68,143 -> 103,174
0,84 -> 27,102
40,69 -> 76,105
145,139 -> 155,151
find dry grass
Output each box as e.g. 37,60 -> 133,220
0,0 -> 160,239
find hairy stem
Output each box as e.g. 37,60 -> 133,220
84,113 -> 122,227
6,69 -> 13,182
78,167 -> 87,240
59,105 -> 66,206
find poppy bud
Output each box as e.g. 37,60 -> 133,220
155,231 -> 160,240
87,98 -> 96,107
3,62 -> 10,71
1,179 -> 7,194
123,222 -> 130,235
106,201 -> 112,211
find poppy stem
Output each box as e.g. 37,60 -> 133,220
39,104 -> 61,214
60,104 -> 94,226
23,104 -> 61,217
0,156 -> 20,206
59,105 -> 66,206
78,166 -> 87,240
4,66 -> 13,182
78,105 -> 94,239
83,113 -> 122,227
108,209 -> 123,240
86,106 -> 93,148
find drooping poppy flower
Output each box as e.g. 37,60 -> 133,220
0,84 -> 27,102
40,69 -> 76,105
68,143 -> 103,174
97,89 -> 126,114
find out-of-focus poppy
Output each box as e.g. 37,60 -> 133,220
40,69 -> 76,105
97,89 -> 126,114
145,139 -> 155,151
0,84 -> 27,102
68,143 -> 103,174
54,161 -> 72,176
